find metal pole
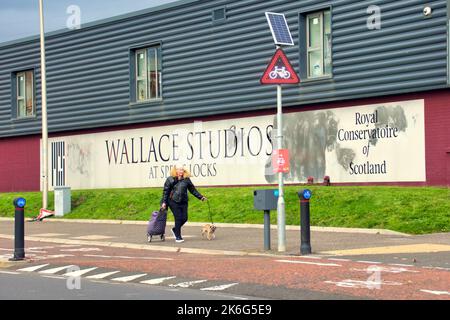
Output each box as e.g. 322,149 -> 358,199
276,83 -> 286,252
264,210 -> 271,251
39,0 -> 49,209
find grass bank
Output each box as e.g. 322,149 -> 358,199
0,186 -> 448,234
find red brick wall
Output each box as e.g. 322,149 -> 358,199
0,135 -> 40,192
0,89 -> 449,191
423,90 -> 450,186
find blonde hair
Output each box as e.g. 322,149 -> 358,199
170,165 -> 191,178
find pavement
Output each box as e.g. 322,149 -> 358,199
0,217 -> 449,262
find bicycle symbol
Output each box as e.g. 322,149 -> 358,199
269,66 -> 291,80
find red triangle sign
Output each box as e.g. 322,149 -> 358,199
260,48 -> 300,85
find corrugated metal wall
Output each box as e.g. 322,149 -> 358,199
0,0 -> 448,138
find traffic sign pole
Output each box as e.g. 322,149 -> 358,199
276,82 -> 286,252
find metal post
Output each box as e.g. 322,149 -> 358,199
39,0 -> 49,209
277,82 -> 286,252
264,210 -> 271,251
10,198 -> 26,261
298,190 -> 312,255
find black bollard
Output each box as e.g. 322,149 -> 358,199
264,210 -> 271,251
298,190 -> 312,255
10,197 -> 26,261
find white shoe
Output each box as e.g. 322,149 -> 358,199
175,238 -> 185,243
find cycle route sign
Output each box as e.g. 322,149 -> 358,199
260,48 -> 300,85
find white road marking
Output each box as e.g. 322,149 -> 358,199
356,261 -> 383,264
0,271 -> 20,275
389,263 -> 414,267
32,233 -> 68,237
83,254 -> 173,261
140,276 -> 177,285
17,264 -> 50,272
201,283 -> 239,291
169,280 -> 208,288
111,274 -> 147,282
60,248 -> 102,252
0,248 -> 13,252
276,260 -> 341,267
28,246 -> 55,250
85,271 -> 121,280
41,275 -> 65,280
420,290 -> 450,296
351,266 -> 419,274
63,267 -> 98,277
37,254 -> 75,260
39,265 -> 75,274
325,279 -> 403,289
327,258 -> 351,262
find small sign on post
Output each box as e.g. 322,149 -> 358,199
272,149 -> 290,173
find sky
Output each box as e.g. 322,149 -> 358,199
0,0 -> 179,43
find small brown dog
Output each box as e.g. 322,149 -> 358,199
201,224 -> 217,240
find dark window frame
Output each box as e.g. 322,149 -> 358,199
129,41 -> 163,106
299,6 -> 333,83
11,68 -> 36,120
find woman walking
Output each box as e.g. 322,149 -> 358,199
161,164 -> 207,243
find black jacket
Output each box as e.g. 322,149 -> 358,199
162,176 -> 203,204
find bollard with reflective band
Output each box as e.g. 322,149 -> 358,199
10,198 -> 26,261
298,190 -> 312,255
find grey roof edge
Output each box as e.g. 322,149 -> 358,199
0,0 -> 202,49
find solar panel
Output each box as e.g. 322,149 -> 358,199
265,12 -> 294,46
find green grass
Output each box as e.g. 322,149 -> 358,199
0,186 -> 449,235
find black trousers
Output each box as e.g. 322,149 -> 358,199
168,200 -> 188,238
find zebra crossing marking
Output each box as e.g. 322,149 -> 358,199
63,267 -> 98,277
111,274 -> 147,282
85,271 -> 121,280
39,265 -> 74,274
17,264 -> 50,272
200,283 -> 239,291
140,276 -> 177,285
169,280 -> 208,288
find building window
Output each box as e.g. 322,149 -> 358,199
15,70 -> 35,118
134,46 -> 162,102
306,10 -> 331,78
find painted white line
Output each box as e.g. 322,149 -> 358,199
169,280 -> 208,288
140,276 -> 177,285
295,256 -> 323,260
0,271 -> 20,275
276,260 -> 341,267
39,265 -> 74,274
86,271 -> 121,280
325,279 -> 403,289
201,283 -> 239,291
41,275 -> 65,280
63,267 -> 98,277
327,258 -> 351,262
60,248 -> 102,252
111,274 -> 147,282
83,254 -> 173,261
0,248 -> 13,252
422,266 -> 450,271
356,261 -> 383,264
351,266 -> 419,274
28,246 -> 55,250
389,264 -> 415,267
17,264 -> 50,272
420,289 -> 450,296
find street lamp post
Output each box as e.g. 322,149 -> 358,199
38,0 -> 49,209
